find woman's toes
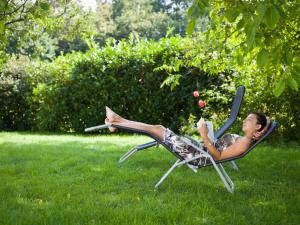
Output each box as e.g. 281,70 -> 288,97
106,106 -> 115,120
105,106 -> 112,114
106,106 -> 114,115
105,106 -> 121,122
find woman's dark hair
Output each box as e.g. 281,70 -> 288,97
251,112 -> 267,131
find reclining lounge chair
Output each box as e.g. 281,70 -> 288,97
85,86 -> 277,193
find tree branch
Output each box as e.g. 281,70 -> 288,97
20,0 -> 28,15
5,17 -> 26,26
51,3 -> 68,19
0,0 -> 28,17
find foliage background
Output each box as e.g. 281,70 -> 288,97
0,0 -> 299,140
1,35 -> 299,140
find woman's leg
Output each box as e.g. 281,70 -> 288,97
105,107 -> 165,140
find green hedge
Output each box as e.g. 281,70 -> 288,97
32,37 -> 233,132
0,56 -> 35,130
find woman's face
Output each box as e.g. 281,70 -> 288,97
242,114 -> 262,133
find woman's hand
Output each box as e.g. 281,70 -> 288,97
197,118 -> 208,137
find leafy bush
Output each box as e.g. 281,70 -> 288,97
0,56 -> 35,130
32,37 -> 234,133
2,35 -> 299,140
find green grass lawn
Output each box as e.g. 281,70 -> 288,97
0,132 -> 299,225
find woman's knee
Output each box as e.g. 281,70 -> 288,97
152,125 -> 165,139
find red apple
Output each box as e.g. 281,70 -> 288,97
198,100 -> 207,108
193,91 -> 200,97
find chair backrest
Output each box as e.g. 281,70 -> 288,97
215,121 -> 278,164
214,86 -> 245,139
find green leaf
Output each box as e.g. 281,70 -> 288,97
0,0 -> 5,12
165,27 -> 175,38
264,6 -> 280,29
225,8 -> 240,23
187,3 -> 196,17
257,4 -> 266,19
40,2 -> 50,11
197,2 -> 206,15
291,63 -> 300,83
201,0 -> 209,7
186,17 -> 196,35
0,33 -> 6,43
294,56 -> 300,64
274,4 -> 287,19
160,74 -> 182,91
287,76 -> 298,91
0,21 -> 4,34
237,18 -> 245,30
245,26 -> 256,50
257,48 -> 270,67
270,45 -> 281,65
273,78 -> 285,97
236,53 -> 244,66
282,51 -> 293,65
293,64 -> 300,74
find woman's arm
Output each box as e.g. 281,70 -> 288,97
201,134 -> 222,160
198,123 -> 250,160
197,121 -> 222,159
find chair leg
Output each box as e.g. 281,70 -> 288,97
218,163 -> 234,191
186,163 -> 198,173
155,159 -> 181,188
118,147 -> 139,163
210,161 -> 234,193
230,161 -> 239,171
118,141 -> 158,163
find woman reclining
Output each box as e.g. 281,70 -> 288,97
105,107 -> 269,165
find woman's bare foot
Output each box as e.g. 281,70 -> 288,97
105,118 -> 117,132
106,106 -> 122,123
105,106 -> 123,132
